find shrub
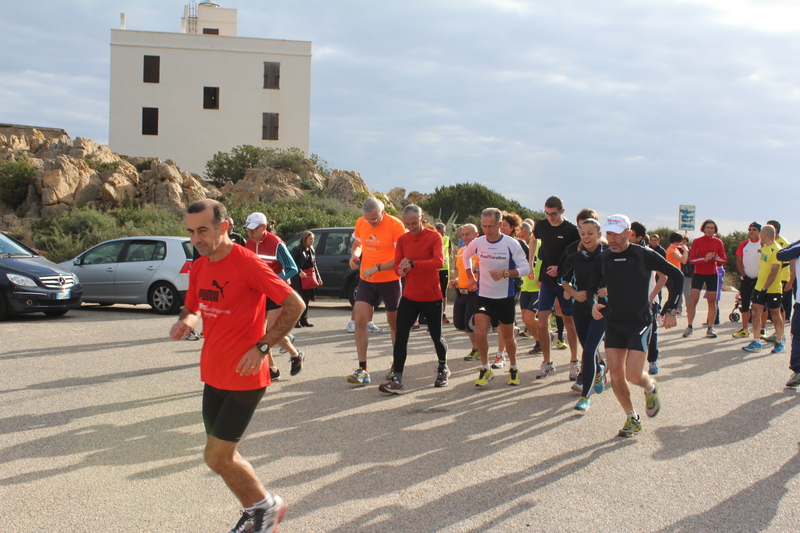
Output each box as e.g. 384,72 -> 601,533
84,159 -> 122,173
134,158 -> 156,173
421,182 -> 541,225
0,160 -> 36,207
205,146 -> 332,188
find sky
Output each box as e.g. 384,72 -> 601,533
1,0 -> 799,238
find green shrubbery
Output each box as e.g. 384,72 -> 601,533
205,145 -> 331,188
84,159 -> 122,173
0,160 -> 36,207
32,203 -> 186,263
421,182 -> 541,225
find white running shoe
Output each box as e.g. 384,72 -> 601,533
347,320 -> 356,333
367,322 -> 382,332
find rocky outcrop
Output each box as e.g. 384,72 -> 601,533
326,170 -> 371,205
220,166 -> 324,204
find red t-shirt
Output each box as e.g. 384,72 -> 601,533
394,228 -> 444,302
689,235 -> 727,276
184,245 -> 293,390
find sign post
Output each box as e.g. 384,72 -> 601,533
679,205 -> 696,232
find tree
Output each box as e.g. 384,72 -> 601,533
421,182 -> 541,225
205,145 -> 331,188
0,160 -> 36,208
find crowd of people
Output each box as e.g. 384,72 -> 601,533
167,197 -> 797,533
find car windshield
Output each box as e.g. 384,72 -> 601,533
0,233 -> 34,257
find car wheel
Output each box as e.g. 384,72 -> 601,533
43,310 -> 69,317
347,278 -> 359,307
0,293 -> 8,321
149,282 -> 182,315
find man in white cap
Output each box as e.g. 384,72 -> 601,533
244,213 -> 304,378
588,214 -> 683,438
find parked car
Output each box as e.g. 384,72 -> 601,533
0,231 -> 83,320
59,236 -> 192,314
284,227 -> 363,305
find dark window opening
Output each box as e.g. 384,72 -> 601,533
143,55 -> 160,83
263,62 -> 280,89
203,87 -> 219,109
262,113 -> 279,140
142,107 -> 159,135
202,28 -> 219,35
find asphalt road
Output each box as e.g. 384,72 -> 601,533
1,290 -> 798,532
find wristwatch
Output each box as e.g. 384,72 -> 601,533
256,342 -> 270,354
409,260 -> 415,269
503,270 -> 510,278
665,309 -> 679,316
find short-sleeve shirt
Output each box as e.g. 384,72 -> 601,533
666,245 -> 681,269
756,244 -> 783,293
533,218 -> 580,286
353,212 -> 405,283
462,234 -> 530,299
455,245 -> 479,289
736,239 -> 761,279
185,245 -> 293,391
521,240 -> 541,293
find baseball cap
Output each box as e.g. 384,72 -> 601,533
244,212 -> 268,230
748,222 -> 761,231
603,214 -> 631,234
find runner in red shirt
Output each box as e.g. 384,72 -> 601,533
378,205 -> 447,394
683,219 -> 727,339
169,199 -> 304,533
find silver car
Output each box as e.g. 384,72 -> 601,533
59,237 -> 193,314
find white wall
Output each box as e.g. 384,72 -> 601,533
181,5 -> 238,36
109,30 -> 311,177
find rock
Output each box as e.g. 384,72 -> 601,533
223,166 -> 306,205
41,203 -> 70,219
326,170 -> 370,205
407,191 -> 426,205
387,187 -> 406,205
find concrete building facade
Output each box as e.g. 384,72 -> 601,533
109,2 -> 311,176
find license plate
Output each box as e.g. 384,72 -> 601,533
56,291 -> 71,300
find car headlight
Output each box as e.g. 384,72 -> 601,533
6,273 -> 37,287
71,273 -> 80,284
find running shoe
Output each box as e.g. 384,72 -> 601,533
536,361 -> 555,379
568,361 -> 580,381
279,334 -> 296,354
760,328 -> 766,338
518,328 -> 531,338
475,368 -> 494,386
229,511 -> 253,533
574,396 -> 590,413
555,340 -> 568,350
649,361 -> 659,375
682,326 -> 694,338
386,363 -> 395,381
570,379 -> 582,393
706,327 -> 718,339
367,322 -> 382,332
269,367 -> 281,381
379,378 -> 405,395
508,367 -> 520,386
772,342 -> 785,354
742,341 -> 762,353
412,322 -> 421,331
513,326 -> 520,338
250,494 -> 286,533
442,316 -> 450,324
347,320 -> 356,333
528,342 -> 542,355
645,380 -> 661,417
464,347 -> 481,361
183,331 -> 200,341
434,366 -> 451,387
762,333 -> 778,344
289,352 -> 305,376
618,414 -> 642,438
491,352 -> 506,369
347,368 -> 371,384
732,328 -> 751,338
594,363 -> 607,394
785,372 -> 800,389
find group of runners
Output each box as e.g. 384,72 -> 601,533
167,197 -> 797,533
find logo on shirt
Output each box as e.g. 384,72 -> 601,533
199,279 -> 229,302
614,258 -> 627,262
212,280 -> 229,298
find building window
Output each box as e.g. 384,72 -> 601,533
263,62 -> 280,89
202,28 -> 219,35
262,113 -> 279,140
203,87 -> 219,109
143,55 -> 160,83
142,108 -> 159,135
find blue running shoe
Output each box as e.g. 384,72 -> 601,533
574,396 -> 590,413
742,341 -> 762,352
649,361 -> 659,375
772,342 -> 785,354
594,363 -> 607,394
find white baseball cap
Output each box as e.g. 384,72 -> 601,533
244,212 -> 268,230
603,214 -> 631,234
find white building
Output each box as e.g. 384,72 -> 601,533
109,1 -> 311,176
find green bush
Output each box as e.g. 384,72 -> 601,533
0,160 -> 36,207
421,182 -> 541,225
32,204 -> 185,263
205,145 -> 331,188
84,159 -> 122,173
134,158 -> 156,173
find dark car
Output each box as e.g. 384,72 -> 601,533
284,227 -> 362,305
0,232 -> 83,320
